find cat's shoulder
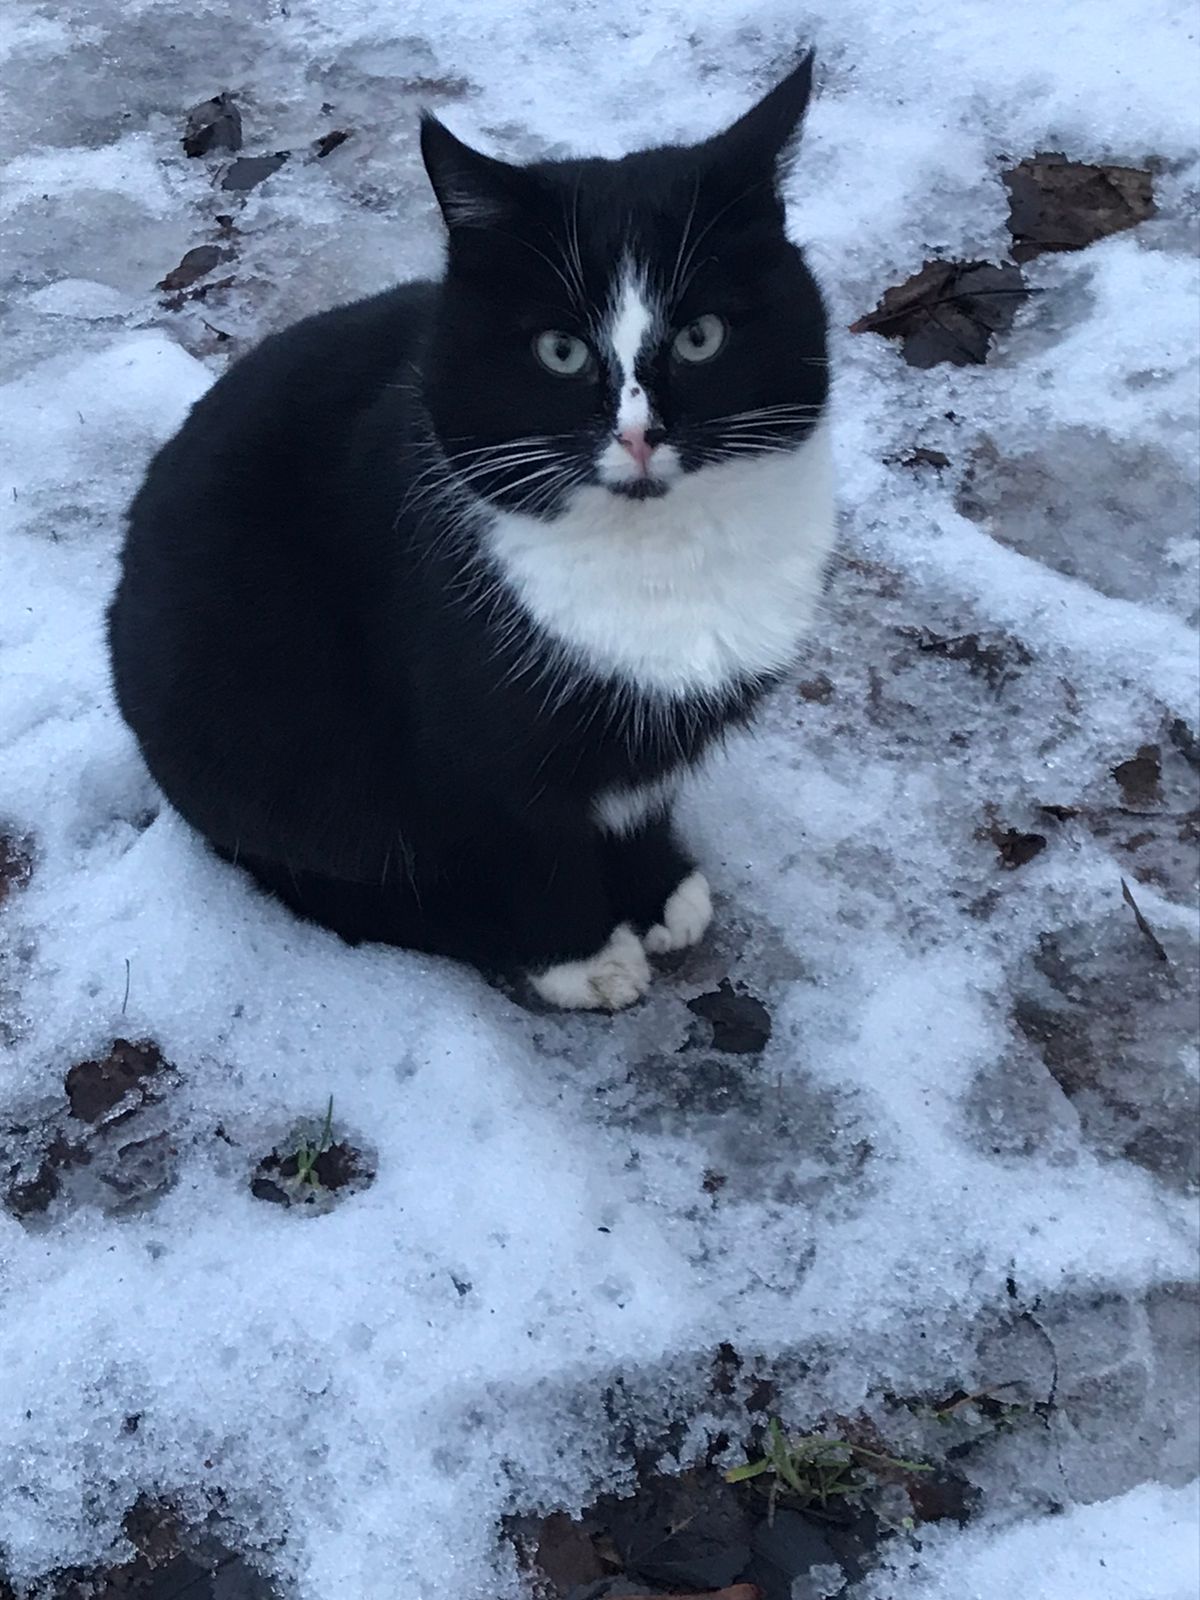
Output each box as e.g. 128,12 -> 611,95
211,280 -> 440,406
136,280 -> 441,510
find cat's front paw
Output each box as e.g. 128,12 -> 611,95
529,923 -> 652,1011
642,871 -> 712,955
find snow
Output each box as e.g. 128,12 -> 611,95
865,1482 -> 1200,1600
1,0 -> 1197,1596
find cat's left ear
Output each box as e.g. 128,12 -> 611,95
708,49 -> 816,178
420,114 -> 531,232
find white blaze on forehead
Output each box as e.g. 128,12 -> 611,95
605,262 -> 656,432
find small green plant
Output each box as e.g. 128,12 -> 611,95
292,1096 -> 334,1188
726,1418 -> 930,1519
921,1383 -> 1031,1427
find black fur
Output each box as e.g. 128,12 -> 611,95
108,55 -> 828,979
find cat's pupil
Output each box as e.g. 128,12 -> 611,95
686,323 -> 705,347
554,338 -> 571,362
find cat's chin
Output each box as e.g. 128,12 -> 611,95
607,478 -> 671,501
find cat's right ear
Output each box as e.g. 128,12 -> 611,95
420,115 -> 527,233
705,49 -> 816,186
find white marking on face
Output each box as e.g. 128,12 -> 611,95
598,260 -> 685,488
607,265 -> 655,435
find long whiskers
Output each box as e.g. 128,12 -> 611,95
401,435 -> 576,516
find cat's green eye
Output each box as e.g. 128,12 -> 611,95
672,314 -> 727,364
534,330 -> 592,377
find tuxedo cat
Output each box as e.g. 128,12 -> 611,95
108,52 -> 833,1010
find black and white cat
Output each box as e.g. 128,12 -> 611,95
108,52 -> 833,1010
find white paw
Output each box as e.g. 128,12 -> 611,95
643,871 -> 713,955
529,924 -> 652,1011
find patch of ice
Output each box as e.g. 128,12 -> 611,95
26,279 -> 137,320
0,135 -> 178,217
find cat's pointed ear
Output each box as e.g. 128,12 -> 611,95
420,114 -> 528,232
709,49 -> 816,175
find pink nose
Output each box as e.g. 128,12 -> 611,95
616,425 -> 656,473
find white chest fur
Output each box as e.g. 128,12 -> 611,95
486,421 -> 836,699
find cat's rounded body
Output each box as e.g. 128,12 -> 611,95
108,55 -> 834,1008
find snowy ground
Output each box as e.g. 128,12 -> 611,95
1,1 -> 1198,1596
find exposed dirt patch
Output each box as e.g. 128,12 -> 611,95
1,1497 -> 278,1599
598,1468 -> 751,1590
0,833 -> 33,909
508,1272 -> 1196,1598
250,1136 -> 375,1211
512,1403 -> 974,1600
66,1037 -> 167,1125
2,1039 -> 177,1222
3,1129 -> 89,1219
904,626 -> 1033,691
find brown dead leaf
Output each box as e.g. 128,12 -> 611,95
1003,153 -> 1155,262
221,152 -> 289,192
1113,744 -> 1163,811
161,275 -> 236,312
996,828 -> 1048,869
182,92 -> 243,158
157,245 -> 224,292
530,1511 -> 606,1591
850,259 -> 1029,367
977,811 -> 1049,870
1040,804 -> 1079,822
797,673 -> 834,702
313,128 -> 352,158
894,446 -> 951,470
122,1495 -> 182,1568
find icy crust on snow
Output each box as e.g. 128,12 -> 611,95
1,0 -> 1198,1595
862,1482 -> 1200,1600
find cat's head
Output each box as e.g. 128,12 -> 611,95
420,54 -> 828,514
